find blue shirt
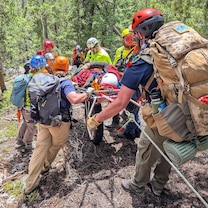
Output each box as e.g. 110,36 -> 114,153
121,57 -> 157,102
60,79 -> 75,115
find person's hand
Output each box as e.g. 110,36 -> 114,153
80,63 -> 90,70
87,114 -> 101,133
85,87 -> 94,97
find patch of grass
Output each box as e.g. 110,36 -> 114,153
3,180 -> 24,198
0,86 -> 14,116
2,147 -> 9,152
0,121 -> 18,143
0,131 -> 8,143
4,121 -> 18,138
23,191 -> 39,202
0,81 -> 19,143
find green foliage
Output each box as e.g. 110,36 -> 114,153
1,121 -> 19,142
23,191 -> 39,202
0,85 -> 15,115
3,180 -> 24,197
0,0 -> 207,69
2,146 -> 9,152
0,85 -> 18,142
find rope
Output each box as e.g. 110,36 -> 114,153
84,92 -> 208,207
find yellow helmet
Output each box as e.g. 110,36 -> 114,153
121,28 -> 131,38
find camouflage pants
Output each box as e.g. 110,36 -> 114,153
25,121 -> 70,193
131,126 -> 171,190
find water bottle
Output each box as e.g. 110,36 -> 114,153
151,91 -> 166,114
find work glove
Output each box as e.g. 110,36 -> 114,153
85,87 -> 94,97
87,114 -> 101,133
80,63 -> 90,70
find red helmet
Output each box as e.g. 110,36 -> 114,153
131,8 -> 164,38
43,40 -> 54,48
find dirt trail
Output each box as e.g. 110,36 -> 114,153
0,87 -> 208,208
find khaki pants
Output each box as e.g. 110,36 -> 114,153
25,121 -> 70,193
17,108 -> 36,144
131,126 -> 171,190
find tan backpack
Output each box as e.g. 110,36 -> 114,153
149,21 -> 208,140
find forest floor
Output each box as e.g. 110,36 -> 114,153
0,75 -> 208,208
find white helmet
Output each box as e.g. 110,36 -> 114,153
87,37 -> 99,49
100,73 -> 118,87
45,52 -> 55,59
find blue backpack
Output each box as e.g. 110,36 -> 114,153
10,74 -> 31,108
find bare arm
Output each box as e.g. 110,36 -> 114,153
66,91 -> 88,104
95,85 -> 135,123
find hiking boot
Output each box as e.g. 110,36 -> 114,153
25,143 -> 34,150
105,114 -> 120,128
117,131 -> 136,140
15,139 -> 25,148
105,120 -> 120,128
147,182 -> 168,197
135,128 -> 141,138
121,179 -> 145,194
24,183 -> 39,195
41,166 -> 51,175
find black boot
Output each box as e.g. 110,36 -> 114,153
105,114 -> 120,128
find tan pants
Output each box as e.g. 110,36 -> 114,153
17,108 -> 36,144
25,121 -> 70,193
131,126 -> 171,190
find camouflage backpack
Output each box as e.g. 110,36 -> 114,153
149,21 -> 208,139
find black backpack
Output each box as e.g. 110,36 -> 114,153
28,73 -> 65,125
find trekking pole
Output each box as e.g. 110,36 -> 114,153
131,103 -> 208,207
86,94 -> 208,207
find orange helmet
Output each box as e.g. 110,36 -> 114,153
53,56 -> 70,73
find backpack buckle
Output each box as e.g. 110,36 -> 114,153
50,115 -> 62,127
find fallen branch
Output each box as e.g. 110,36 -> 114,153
1,170 -> 25,186
0,161 -> 13,167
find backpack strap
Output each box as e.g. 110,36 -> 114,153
120,48 -> 124,59
125,47 -> 135,60
140,73 -> 155,105
59,77 -> 66,83
156,43 -> 185,104
140,48 -> 153,64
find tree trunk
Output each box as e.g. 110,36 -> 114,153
0,60 -> 6,100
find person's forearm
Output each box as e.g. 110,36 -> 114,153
67,93 -> 88,104
93,85 -> 135,123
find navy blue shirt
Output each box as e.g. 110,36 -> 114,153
121,57 -> 157,102
60,79 -> 75,120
